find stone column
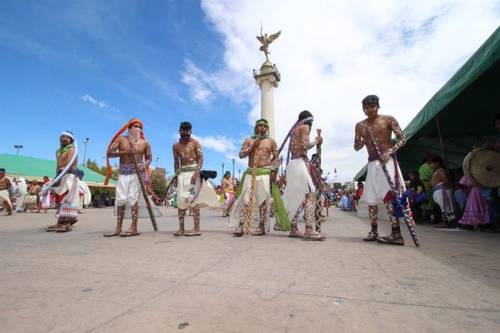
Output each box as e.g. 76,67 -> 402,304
254,61 -> 281,140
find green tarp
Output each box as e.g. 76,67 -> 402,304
0,154 -> 115,187
354,27 -> 500,181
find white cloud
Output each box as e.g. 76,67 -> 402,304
81,94 -> 117,112
193,134 -> 237,154
197,0 -> 500,181
181,60 -> 216,103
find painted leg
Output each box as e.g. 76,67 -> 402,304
175,208 -> 186,236
363,205 -> 379,241
252,202 -> 266,235
233,204 -> 247,237
303,193 -> 325,241
185,206 -> 202,236
288,210 -> 303,238
104,205 -> 125,237
120,203 -> 140,237
377,201 -> 404,245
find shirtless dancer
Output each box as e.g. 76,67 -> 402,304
104,118 -> 152,237
230,119 -> 280,236
354,95 -> 407,245
172,122 -> 204,236
221,171 -> 234,217
0,168 -> 13,215
282,111 -> 325,240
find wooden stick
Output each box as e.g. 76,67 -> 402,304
130,152 -> 158,232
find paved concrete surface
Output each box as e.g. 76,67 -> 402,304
1,208 -> 500,333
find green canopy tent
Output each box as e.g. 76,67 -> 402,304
354,27 -> 500,181
0,154 -> 115,187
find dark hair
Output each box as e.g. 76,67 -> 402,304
180,121 -> 192,130
408,170 -> 418,177
224,171 -> 231,176
427,155 -> 444,168
0,168 -> 5,172
362,95 -> 379,107
298,110 -> 313,121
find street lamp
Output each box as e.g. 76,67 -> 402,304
14,144 -> 23,156
82,138 -> 90,165
238,169 -> 241,181
155,157 -> 159,168
232,158 -> 235,177
221,162 -> 225,178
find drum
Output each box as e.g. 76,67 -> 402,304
463,148 -> 500,187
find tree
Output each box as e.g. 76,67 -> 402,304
150,167 -> 167,196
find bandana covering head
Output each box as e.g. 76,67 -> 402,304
362,95 -> 379,107
253,119 -> 270,139
60,131 -> 75,142
104,118 -> 146,185
298,110 -> 314,127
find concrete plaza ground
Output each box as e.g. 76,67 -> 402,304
1,207 -> 500,333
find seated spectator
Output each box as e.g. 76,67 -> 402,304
407,171 -> 425,224
429,155 -> 456,228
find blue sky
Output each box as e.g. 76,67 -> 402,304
1,1 -> 499,181
0,0 -> 253,176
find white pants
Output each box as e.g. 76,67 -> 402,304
115,174 -> 140,207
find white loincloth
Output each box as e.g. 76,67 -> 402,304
79,181 -> 92,207
176,165 -> 197,210
282,158 -> 315,221
361,157 -> 405,206
229,172 -> 271,228
0,189 -> 13,209
54,173 -> 80,221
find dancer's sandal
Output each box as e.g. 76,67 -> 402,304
184,230 -> 202,236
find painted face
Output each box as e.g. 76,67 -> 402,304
255,124 -> 268,136
179,128 -> 191,139
363,104 -> 379,118
60,135 -> 72,146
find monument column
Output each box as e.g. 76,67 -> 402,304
254,29 -> 281,140
254,62 -> 280,140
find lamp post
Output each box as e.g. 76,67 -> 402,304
232,158 -> 235,177
221,162 -> 225,179
82,138 -> 90,165
238,169 -> 241,181
155,157 -> 159,168
14,144 -> 23,156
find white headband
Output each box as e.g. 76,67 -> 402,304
60,131 -> 75,141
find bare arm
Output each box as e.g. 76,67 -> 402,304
354,123 -> 365,151
388,116 -> 406,154
172,145 -> 179,173
107,139 -> 122,158
144,143 -> 152,168
270,140 -> 280,169
194,140 -> 203,172
239,138 -> 255,158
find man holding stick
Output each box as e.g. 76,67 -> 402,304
104,118 -> 155,237
282,111 -> 325,241
354,95 -> 408,245
229,119 -> 287,236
